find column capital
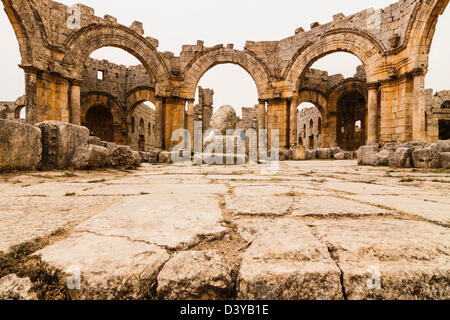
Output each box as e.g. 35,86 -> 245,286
366,82 -> 380,90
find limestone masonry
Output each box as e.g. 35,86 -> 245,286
0,0 -> 449,153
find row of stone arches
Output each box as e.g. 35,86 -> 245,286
1,0 -> 448,150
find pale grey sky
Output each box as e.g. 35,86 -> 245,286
1,0 -> 448,113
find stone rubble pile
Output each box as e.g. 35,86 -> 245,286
0,119 -> 141,172
357,140 -> 450,168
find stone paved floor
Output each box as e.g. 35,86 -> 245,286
0,160 -> 449,299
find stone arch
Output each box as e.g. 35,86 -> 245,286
80,92 -> 126,144
285,31 -> 384,94
407,0 -> 449,70
126,86 -> 156,116
296,90 -> 328,117
1,0 -> 47,65
63,24 -> 170,84
183,47 -> 271,100
327,80 -> 367,114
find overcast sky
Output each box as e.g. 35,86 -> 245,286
1,0 -> 448,114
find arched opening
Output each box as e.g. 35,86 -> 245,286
439,120 -> 450,140
129,101 -> 156,152
337,92 -> 366,151
14,105 -> 26,121
85,105 -> 114,142
297,102 -> 322,149
80,47 -> 156,151
195,64 -> 258,138
442,101 -> 450,109
0,3 -> 25,117
298,52 -> 367,149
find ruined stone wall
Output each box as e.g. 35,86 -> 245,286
300,67 -> 367,93
236,106 -> 258,131
129,103 -> 156,151
0,96 -> 26,122
1,0 -> 447,149
426,89 -> 450,141
298,107 -> 322,149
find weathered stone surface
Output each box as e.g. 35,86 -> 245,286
291,145 -> 306,160
291,196 -> 393,217
37,121 -> 90,170
87,136 -> 102,146
330,147 -> 342,157
158,151 -> 173,164
412,145 -> 440,169
374,149 -> 395,166
210,105 -> 238,135
334,152 -> 345,160
389,147 -> 412,168
131,150 -> 142,167
357,145 -> 379,166
440,152 -> 450,169
399,141 -> 429,150
37,232 -> 169,300
436,140 -> 450,153
310,219 -> 450,300
157,251 -> 233,300
279,150 -> 290,161
70,144 -> 110,170
306,149 -> 317,160
0,274 -> 37,300
110,146 -> 136,168
237,218 -> 343,300
317,148 -> 332,159
74,195 -> 227,250
99,141 -> 118,154
225,185 -> 293,216
0,119 -> 41,171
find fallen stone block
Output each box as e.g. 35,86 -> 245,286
399,141 -> 428,150
0,119 -> 42,172
291,145 -> 306,161
440,152 -> 450,169
436,140 -> 450,153
87,136 -> 102,146
139,152 -> 150,163
389,147 -> 412,168
0,274 -> 37,300
99,141 -> 118,154
374,149 -> 395,166
279,150 -> 290,161
412,145 -> 440,169
131,150 -> 142,167
317,148 -> 332,159
157,251 -> 233,300
37,121 -> 89,170
357,145 -> 379,166
305,149 -> 317,160
148,150 -> 160,163
334,152 -> 346,160
110,146 -> 136,169
70,144 -> 110,170
159,151 -> 173,164
330,147 -> 342,158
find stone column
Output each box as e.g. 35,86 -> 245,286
267,98 -> 290,150
187,99 -> 195,151
23,67 -> 38,124
412,73 -> 426,142
289,100 -> 298,148
367,84 -> 379,145
155,97 -> 164,150
69,80 -> 81,126
258,100 -> 266,131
